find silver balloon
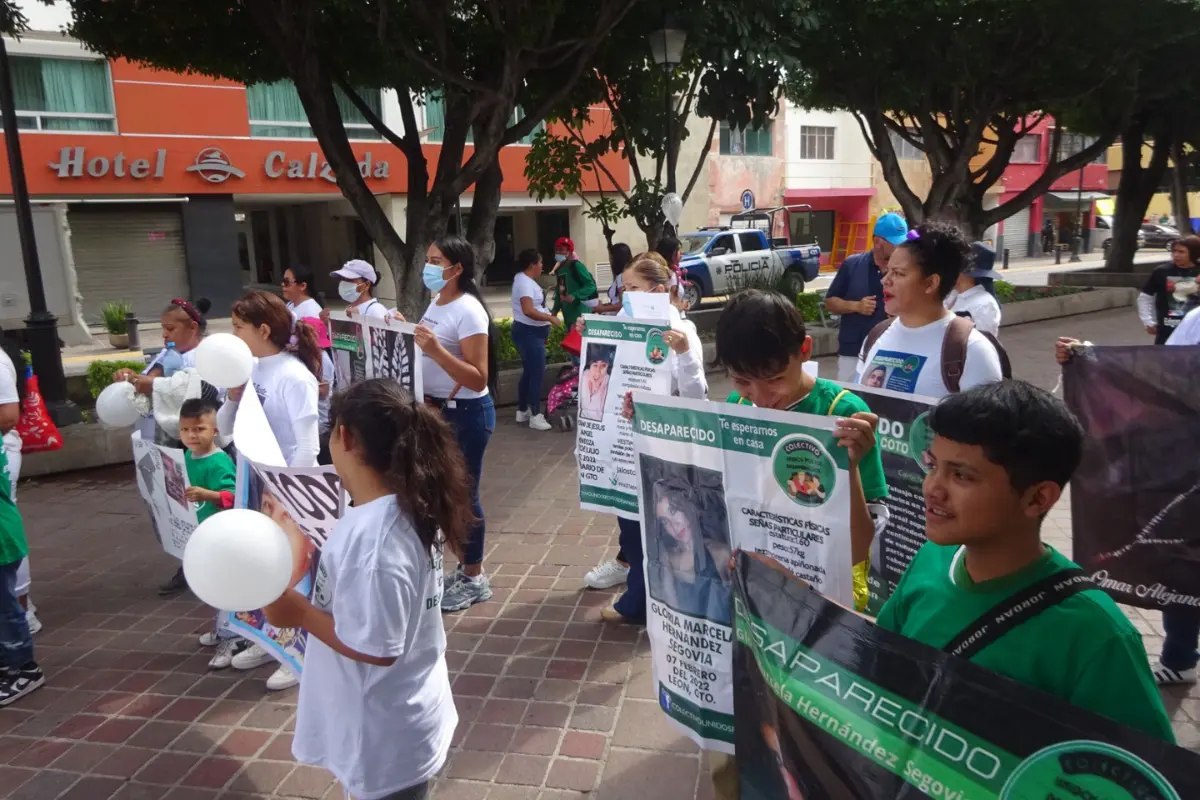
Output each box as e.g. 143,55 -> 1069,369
661,192 -> 684,228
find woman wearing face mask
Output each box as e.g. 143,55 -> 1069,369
325,259 -> 387,323
510,248 -> 562,431
582,254 -> 707,622
415,236 -> 500,613
549,237 -> 599,331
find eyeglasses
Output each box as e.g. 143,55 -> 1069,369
280,278 -> 295,286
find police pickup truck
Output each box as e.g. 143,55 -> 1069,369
677,205 -> 822,307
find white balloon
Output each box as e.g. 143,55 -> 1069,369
95,381 -> 141,428
661,192 -> 684,228
194,333 -> 254,389
183,509 -> 294,613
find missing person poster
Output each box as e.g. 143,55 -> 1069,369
575,315 -> 673,519
1064,346 -> 1200,611
329,311 -> 423,397
834,382 -> 937,614
632,394 -> 852,753
217,456 -> 344,678
131,431 -> 198,559
733,552 -> 1200,799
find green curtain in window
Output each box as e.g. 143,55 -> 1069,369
247,80 -> 308,125
10,56 -> 113,131
424,94 -> 446,142
10,58 -> 45,112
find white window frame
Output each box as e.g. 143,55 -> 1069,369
887,129 -> 923,161
11,57 -> 118,136
798,125 -> 835,160
1011,133 -> 1041,164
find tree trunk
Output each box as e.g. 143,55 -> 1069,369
466,158 -> 504,284
1171,140 -> 1193,234
1107,122 -> 1172,271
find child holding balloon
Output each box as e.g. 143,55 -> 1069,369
264,378 -> 469,800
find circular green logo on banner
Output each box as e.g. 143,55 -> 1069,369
908,411 -> 935,473
646,330 -> 668,364
772,435 -> 836,507
1001,741 -> 1180,800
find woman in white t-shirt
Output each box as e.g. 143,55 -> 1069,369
510,248 -> 562,431
321,258 -> 389,325
593,243 -> 634,315
263,379 -> 465,800
218,290 -> 323,693
299,316 -> 336,465
944,242 -> 1002,336
856,222 -> 1004,399
415,236 -> 498,614
283,267 -> 324,321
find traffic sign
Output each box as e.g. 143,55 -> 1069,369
740,190 -> 754,211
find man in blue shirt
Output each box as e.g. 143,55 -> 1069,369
824,213 -> 908,381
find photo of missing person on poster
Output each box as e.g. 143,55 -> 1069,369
580,343 -> 616,423
161,451 -> 188,508
640,453 -> 733,624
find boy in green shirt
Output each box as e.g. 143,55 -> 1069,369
0,447 -> 40,706
877,380 -> 1174,741
179,398 -> 237,525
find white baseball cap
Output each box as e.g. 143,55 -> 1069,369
331,259 -> 377,284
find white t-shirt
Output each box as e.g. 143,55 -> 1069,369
511,272 -> 551,327
318,351 -> 334,433
219,352 -> 319,467
292,495 -> 456,800
946,286 -> 1002,337
418,293 -> 490,400
1167,306 -> 1200,345
856,313 -> 1003,399
606,273 -> 624,311
288,298 -> 324,321
0,350 -> 21,459
349,299 -> 389,322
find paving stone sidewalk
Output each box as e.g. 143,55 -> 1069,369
2,309 -> 1197,800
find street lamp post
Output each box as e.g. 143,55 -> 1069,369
1070,165 -> 1084,263
0,36 -> 79,425
647,19 -> 687,197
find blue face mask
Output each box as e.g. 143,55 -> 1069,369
621,292 -> 634,315
554,254 -> 567,263
423,263 -> 448,293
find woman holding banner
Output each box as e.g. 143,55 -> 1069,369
415,236 -> 500,614
216,290 -> 322,691
585,255 -> 707,622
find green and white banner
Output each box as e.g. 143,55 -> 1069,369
633,394 -> 853,753
576,315 -> 673,519
733,552 -> 1200,799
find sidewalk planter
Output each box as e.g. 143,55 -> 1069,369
997,287 -> 1136,327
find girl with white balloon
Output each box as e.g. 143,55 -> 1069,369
212,290 -> 323,692
262,378 -> 469,800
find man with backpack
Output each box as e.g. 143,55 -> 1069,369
549,237 -> 599,331
855,222 -> 1008,398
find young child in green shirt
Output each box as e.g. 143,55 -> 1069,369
0,446 -> 39,707
876,380 -> 1174,741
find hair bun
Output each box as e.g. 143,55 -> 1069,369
193,297 -> 212,315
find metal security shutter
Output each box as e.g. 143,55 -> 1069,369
1004,206 -> 1030,259
70,207 -> 189,325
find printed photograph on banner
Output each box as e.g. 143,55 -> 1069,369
366,320 -> 418,390
131,432 -> 198,559
575,315 -> 674,520
1064,346 -> 1200,610
642,455 -> 733,624
732,553 -> 1200,799
835,381 -> 937,614
863,351 -> 927,393
329,312 -> 368,391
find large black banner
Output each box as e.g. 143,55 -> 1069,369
1064,346 -> 1200,611
733,553 -> 1200,799
835,383 -> 936,614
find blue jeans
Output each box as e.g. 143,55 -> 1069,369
438,395 -> 495,567
1161,606 -> 1200,671
613,518 -> 646,623
512,321 -> 549,415
0,559 -> 32,670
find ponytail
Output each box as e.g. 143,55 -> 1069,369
290,319 -> 324,380
434,235 -> 499,394
329,379 -> 474,556
232,290 -> 322,378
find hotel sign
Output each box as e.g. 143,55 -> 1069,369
48,146 -> 391,184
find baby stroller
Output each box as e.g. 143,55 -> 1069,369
548,326 -> 582,432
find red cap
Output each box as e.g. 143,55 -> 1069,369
555,236 -> 575,252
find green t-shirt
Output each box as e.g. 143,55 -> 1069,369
0,449 -> 26,567
184,449 -> 237,524
728,379 -> 889,502
877,542 -> 1175,742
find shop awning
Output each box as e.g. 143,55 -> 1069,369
1047,191 -> 1112,204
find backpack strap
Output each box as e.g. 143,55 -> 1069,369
861,318 -> 895,366
944,565 -> 1094,660
980,331 -> 1012,379
826,389 -> 851,416
941,316 -> 973,394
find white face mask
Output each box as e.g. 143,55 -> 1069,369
338,281 -> 361,303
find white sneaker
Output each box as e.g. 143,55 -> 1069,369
198,631 -> 221,648
266,666 -> 299,691
515,409 -> 531,424
529,414 -> 553,431
1152,662 -> 1198,686
585,558 -> 630,590
25,607 -> 42,636
230,643 -> 275,671
208,639 -> 244,670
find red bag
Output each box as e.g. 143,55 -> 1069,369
561,327 -> 582,357
17,372 -> 63,453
